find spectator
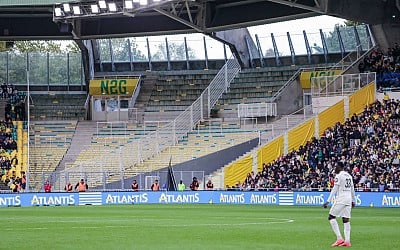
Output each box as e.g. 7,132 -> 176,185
151,179 -> 159,191
206,180 -> 214,190
131,180 -> 139,192
243,99 -> 400,192
75,179 -> 88,192
44,181 -> 52,193
64,182 -> 73,192
190,177 -> 199,191
178,180 -> 185,191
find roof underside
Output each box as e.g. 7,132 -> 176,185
0,0 -> 397,40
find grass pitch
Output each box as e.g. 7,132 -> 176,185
1,205 -> 399,250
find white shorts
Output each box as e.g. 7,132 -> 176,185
329,203 -> 352,218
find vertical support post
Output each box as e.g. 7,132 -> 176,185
67,53 -> 70,91
203,36 -> 209,70
200,93 -> 204,121
287,31 -> 295,65
255,34 -> 265,67
190,105 -> 193,128
127,38 -> 134,71
283,132 -> 288,155
271,33 -> 281,66
173,120 -> 176,145
6,52 -> 9,83
26,63 -> 30,192
353,26 -> 362,54
80,54 -> 84,91
366,24 -> 375,48
46,52 -> 50,91
336,26 -> 346,58
303,30 -> 312,64
319,29 -> 329,63
108,39 -> 115,72
244,36 -> 254,68
146,38 -> 152,71
97,40 -> 103,72
314,116 -> 319,139
184,37 -> 190,70
223,44 -> 227,62
224,63 -> 228,92
341,75 -> 344,96
165,37 -> 171,71
207,87 -> 211,117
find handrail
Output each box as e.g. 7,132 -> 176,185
129,75 -> 142,108
59,56 -> 241,174
84,93 -> 90,120
316,45 -> 377,95
271,65 -> 338,102
272,33 -> 376,102
315,33 -> 377,95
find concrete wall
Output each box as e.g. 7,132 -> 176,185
311,96 -> 345,114
213,28 -> 258,68
275,78 -> 304,115
370,24 -> 400,52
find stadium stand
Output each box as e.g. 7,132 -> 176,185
29,93 -> 87,121
240,98 -> 400,192
65,120 -> 258,188
135,65 -> 331,122
0,85 -> 27,191
362,44 -> 400,90
28,121 -> 77,190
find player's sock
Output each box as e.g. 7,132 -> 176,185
344,222 -> 351,242
329,219 -> 343,240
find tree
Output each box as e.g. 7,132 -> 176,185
100,38 -> 147,62
264,48 -> 276,57
152,42 -> 195,61
1,41 -> 83,85
311,22 -> 369,54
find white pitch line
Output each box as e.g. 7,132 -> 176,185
5,218 -> 294,230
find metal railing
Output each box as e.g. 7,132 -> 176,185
271,34 -> 376,103
56,57 -> 241,183
238,102 -> 277,118
311,72 -> 376,97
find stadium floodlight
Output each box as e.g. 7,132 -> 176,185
99,0 -> 107,9
139,0 -> 148,6
132,0 -> 140,3
108,2 -> 117,12
124,0 -> 134,9
54,7 -> 63,17
91,4 -> 100,14
72,5 -> 81,15
63,3 -> 71,13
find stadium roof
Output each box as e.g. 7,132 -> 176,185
0,0 -> 62,6
0,0 -> 397,40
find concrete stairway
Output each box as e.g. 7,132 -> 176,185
56,121 -> 98,171
133,74 -> 157,124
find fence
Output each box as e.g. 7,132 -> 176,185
310,72 -> 376,97
238,102 -> 277,118
29,170 -> 205,192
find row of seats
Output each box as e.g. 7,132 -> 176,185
68,121 -> 259,187
30,94 -> 87,121
27,121 -> 78,190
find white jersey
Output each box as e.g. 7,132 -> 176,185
327,171 -> 355,205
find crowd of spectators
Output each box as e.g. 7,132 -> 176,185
0,82 -> 25,192
359,44 -> 400,90
239,97 -> 400,192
